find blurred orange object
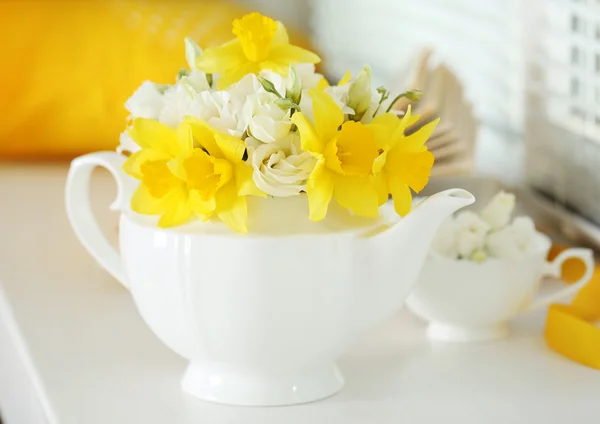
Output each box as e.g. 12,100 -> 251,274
0,1 -> 313,160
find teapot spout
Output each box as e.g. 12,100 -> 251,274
352,189 -> 475,333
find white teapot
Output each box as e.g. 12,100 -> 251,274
66,151 -> 474,406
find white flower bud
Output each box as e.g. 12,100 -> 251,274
480,191 -> 516,230
347,65 -> 372,121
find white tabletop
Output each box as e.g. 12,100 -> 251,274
1,164 -> 599,424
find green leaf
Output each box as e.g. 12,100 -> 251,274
206,73 -> 213,88
184,38 -> 202,70
285,65 -> 302,105
257,76 -> 283,98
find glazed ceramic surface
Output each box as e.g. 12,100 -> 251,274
407,234 -> 594,343
65,151 -> 474,406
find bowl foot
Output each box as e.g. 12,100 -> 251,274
181,361 -> 345,406
426,322 -> 509,343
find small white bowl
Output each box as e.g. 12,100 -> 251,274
407,234 -> 594,342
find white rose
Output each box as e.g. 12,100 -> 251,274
431,217 -> 459,259
480,191 -> 516,230
125,80 -> 165,119
454,211 -> 491,257
243,92 -> 292,143
486,216 -> 538,258
248,134 -> 316,197
194,90 -> 248,138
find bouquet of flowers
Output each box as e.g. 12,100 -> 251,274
119,12 -> 439,233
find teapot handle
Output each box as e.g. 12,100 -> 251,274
65,152 -> 134,289
523,248 -> 595,313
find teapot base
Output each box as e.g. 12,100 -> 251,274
181,361 -> 345,406
426,322 -> 509,343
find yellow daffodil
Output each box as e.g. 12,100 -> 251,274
369,107 -> 439,216
196,12 -> 320,89
123,118 -> 263,232
291,88 -> 380,221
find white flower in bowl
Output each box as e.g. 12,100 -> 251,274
486,216 -> 538,258
453,211 -> 491,258
480,190 -> 516,230
247,134 -> 316,197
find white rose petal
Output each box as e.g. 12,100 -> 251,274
158,84 -> 202,128
125,80 -> 164,119
244,92 -> 292,143
249,134 -> 316,197
295,64 -> 324,90
228,74 -> 265,105
258,70 -> 287,96
181,69 -> 211,92
480,190 -> 516,230
117,131 -> 140,155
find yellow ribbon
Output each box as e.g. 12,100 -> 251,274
544,245 -> 600,369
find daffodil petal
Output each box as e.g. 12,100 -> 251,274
271,21 -> 289,46
373,150 -> 388,175
236,163 -> 266,197
317,76 -> 329,90
308,88 -> 344,143
404,117 -> 440,151
374,170 -> 389,206
158,192 -> 193,228
130,183 -> 170,215
333,175 -> 379,218
213,132 -> 246,163
337,70 -> 351,85
175,122 -> 194,155
184,117 -> 223,159
216,62 -> 260,89
386,149 -> 434,192
368,112 -> 399,149
270,44 -> 321,66
189,189 -> 216,216
195,39 -> 245,74
306,156 -> 334,222
389,178 -> 412,216
123,149 -> 170,179
216,181 -> 248,233
166,156 -> 187,181
129,118 -> 181,157
258,60 -> 289,75
291,111 -> 323,154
